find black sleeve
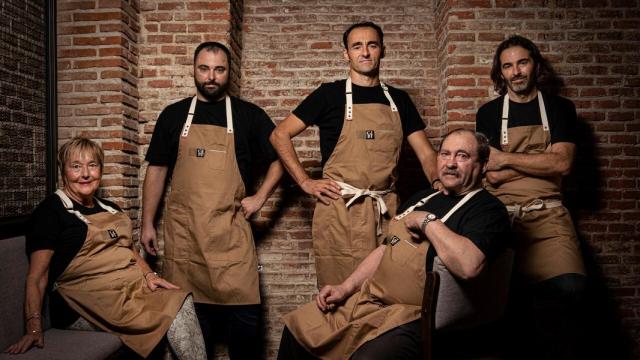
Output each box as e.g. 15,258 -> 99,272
250,106 -> 278,163
475,102 -> 500,148
145,103 -> 183,166
394,89 -> 426,138
459,198 -> 510,260
25,198 -> 61,254
292,84 -> 330,126
549,96 -> 577,144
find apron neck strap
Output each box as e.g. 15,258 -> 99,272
394,188 -> 482,222
55,189 -> 119,224
441,188 -> 482,222
379,81 -> 398,113
345,77 -> 398,121
182,95 -> 234,137
500,91 -> 549,146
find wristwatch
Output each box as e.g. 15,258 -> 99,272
420,213 -> 438,233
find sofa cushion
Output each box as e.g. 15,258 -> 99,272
0,329 -> 123,360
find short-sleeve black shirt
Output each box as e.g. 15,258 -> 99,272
26,193 -> 123,328
397,188 -> 511,269
145,96 -> 277,188
475,92 -> 577,148
292,79 -> 426,165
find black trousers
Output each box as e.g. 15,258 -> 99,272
278,320 -> 423,360
194,303 -> 263,360
505,273 -> 587,360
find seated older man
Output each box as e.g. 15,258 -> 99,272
278,129 -> 511,360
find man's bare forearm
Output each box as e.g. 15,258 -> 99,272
484,168 -> 525,187
340,245 -> 386,296
488,142 -> 575,178
407,130 -> 439,183
269,114 -> 311,186
254,160 -> 284,201
142,165 -> 169,228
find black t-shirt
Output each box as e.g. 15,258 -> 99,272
397,188 -> 511,269
292,79 -> 426,165
145,96 -> 277,188
475,92 -> 577,148
26,193 -> 122,328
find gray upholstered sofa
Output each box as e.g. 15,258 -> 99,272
0,235 -> 123,360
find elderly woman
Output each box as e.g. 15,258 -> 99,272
4,137 -> 206,359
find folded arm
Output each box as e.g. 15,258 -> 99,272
405,211 -> 486,280
487,142 -> 575,178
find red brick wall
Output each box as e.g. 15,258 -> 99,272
57,0 -> 141,219
137,0 -> 239,250
51,0 -> 640,358
240,1 -> 441,355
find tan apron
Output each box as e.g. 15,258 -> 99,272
163,96 -> 260,305
313,77 -> 403,288
484,93 -> 585,282
53,190 -> 187,358
286,190 -> 480,359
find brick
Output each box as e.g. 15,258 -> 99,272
73,35 -> 125,46
186,2 -> 228,11
73,11 -> 124,21
58,48 -> 97,58
74,58 -> 128,69
157,2 -> 184,10
160,23 -> 187,33
45,1 -> 640,356
58,25 -> 97,35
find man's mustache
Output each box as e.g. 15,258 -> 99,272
442,169 -> 458,176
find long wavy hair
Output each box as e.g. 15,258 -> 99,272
490,35 -> 557,95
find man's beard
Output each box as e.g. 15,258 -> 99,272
506,73 -> 536,95
195,78 -> 229,102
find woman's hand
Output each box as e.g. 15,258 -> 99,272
145,272 -> 180,291
4,329 -> 43,354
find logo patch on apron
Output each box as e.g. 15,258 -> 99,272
196,148 -> 206,157
107,229 -> 118,239
364,130 -> 375,140
389,235 -> 400,246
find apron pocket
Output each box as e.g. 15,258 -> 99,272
206,145 -> 227,170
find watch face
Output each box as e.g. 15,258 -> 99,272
427,213 -> 437,221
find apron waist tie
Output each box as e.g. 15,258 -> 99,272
335,181 -> 392,236
505,199 -> 563,223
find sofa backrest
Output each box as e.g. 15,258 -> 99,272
433,248 -> 514,331
0,236 -> 29,350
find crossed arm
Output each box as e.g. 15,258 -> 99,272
485,142 -> 575,186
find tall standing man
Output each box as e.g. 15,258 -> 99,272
270,22 -> 440,288
476,35 -> 586,359
141,42 -> 283,359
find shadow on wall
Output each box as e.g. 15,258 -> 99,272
565,117 -> 634,360
396,141 -> 430,203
